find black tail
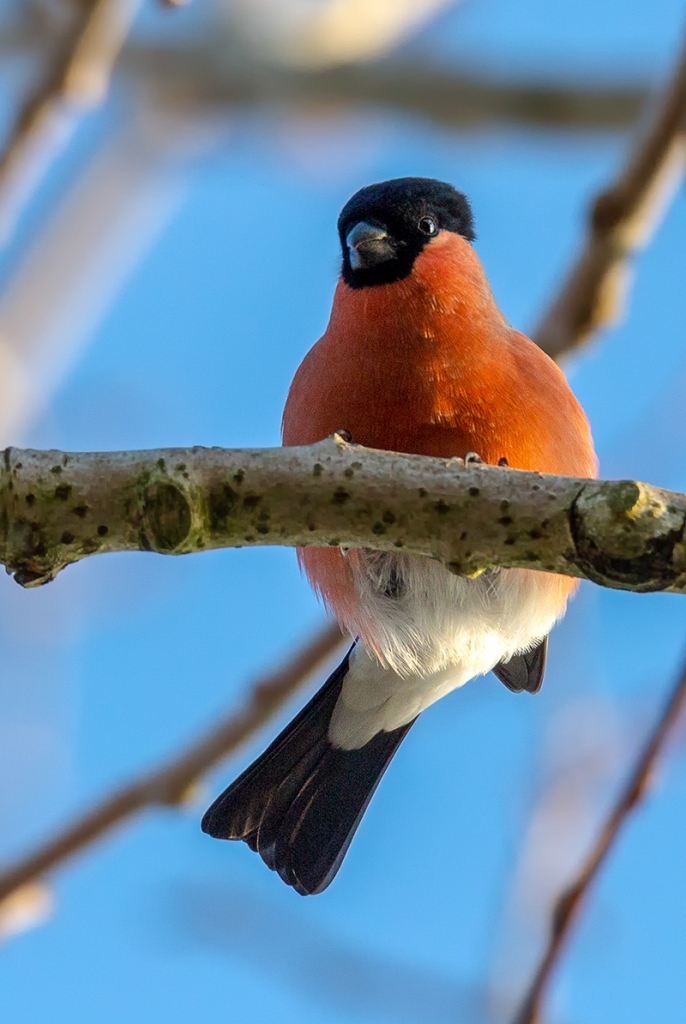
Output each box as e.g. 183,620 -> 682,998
201,647 -> 414,895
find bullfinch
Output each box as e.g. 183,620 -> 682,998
202,177 -> 597,895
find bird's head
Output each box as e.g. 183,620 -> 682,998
338,177 -> 475,289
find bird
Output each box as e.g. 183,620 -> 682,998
202,176 -> 597,895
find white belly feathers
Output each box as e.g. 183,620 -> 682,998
328,552 -> 568,750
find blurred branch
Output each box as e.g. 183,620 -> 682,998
0,0 -> 143,245
4,437 -> 686,595
512,647 -> 686,1024
0,98 -> 227,445
126,43 -> 648,131
488,699 -> 625,1020
0,25 -> 650,131
534,27 -> 686,359
0,622 -> 344,907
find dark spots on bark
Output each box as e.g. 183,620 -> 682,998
382,510 -> 396,524
61,531 -> 75,545
55,483 -> 72,501
499,515 -> 513,526
25,494 -> 35,506
143,481 -> 192,552
243,493 -> 261,510
332,488 -> 350,505
233,470 -> 245,484
344,467 -> 355,478
372,522 -> 387,535
434,499 -> 450,515
313,464 -> 323,477
460,531 -> 467,540
256,524 -> 270,535
500,500 -> 510,511
418,488 -> 428,498
175,463 -> 186,472
72,506 -> 89,518
157,458 -> 166,470
208,484 -> 237,530
504,537 -> 515,546
97,525 -> 108,537
469,487 -> 480,497
51,465 -> 62,475
529,529 -> 542,540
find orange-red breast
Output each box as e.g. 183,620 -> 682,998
203,177 -> 597,895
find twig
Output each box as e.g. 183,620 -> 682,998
512,648 -> 686,1024
2,437 -> 686,596
125,42 -> 648,132
0,622 -> 344,906
534,27 -> 686,359
0,0 -> 144,244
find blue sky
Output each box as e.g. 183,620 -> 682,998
1,2 -> 686,1022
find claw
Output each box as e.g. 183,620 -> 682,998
464,451 -> 483,465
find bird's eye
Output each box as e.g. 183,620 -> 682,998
418,216 -> 437,236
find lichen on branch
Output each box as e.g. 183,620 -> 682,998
2,434 -> 686,594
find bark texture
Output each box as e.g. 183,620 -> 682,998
2,435 -> 686,594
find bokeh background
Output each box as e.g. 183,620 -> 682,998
1,0 -> 686,1021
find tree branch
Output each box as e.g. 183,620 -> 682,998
2,435 -> 686,595
125,43 -> 648,131
512,645 -> 686,1024
0,621 -> 344,907
534,27 -> 686,359
0,0 -> 143,244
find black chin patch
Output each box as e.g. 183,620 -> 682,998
338,177 -> 475,289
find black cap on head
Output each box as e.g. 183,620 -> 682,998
338,177 -> 475,289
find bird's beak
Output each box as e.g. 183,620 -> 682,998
346,221 -> 396,270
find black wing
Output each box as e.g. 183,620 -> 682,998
492,635 -> 547,694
